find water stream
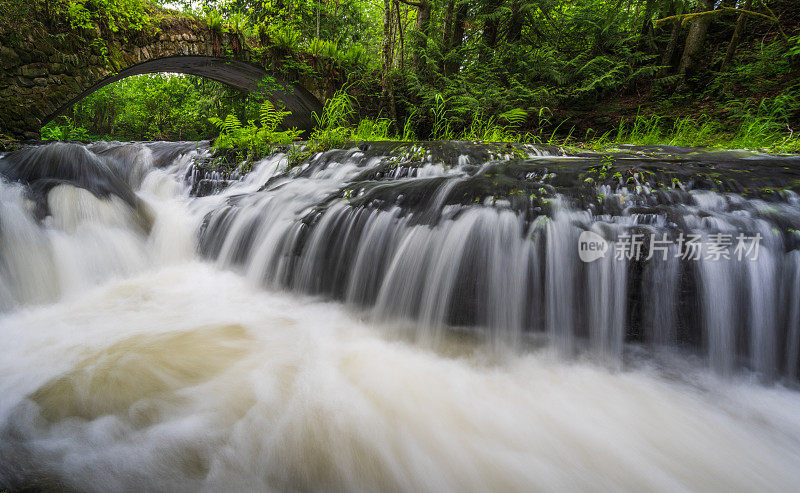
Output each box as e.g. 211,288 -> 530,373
2,141 -> 800,491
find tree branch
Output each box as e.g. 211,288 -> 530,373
654,7 -> 777,29
756,0 -> 790,43
397,0 -> 423,7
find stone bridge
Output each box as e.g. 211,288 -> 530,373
0,14 -> 323,140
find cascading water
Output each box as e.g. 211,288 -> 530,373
196,143 -> 800,378
2,140 -> 800,491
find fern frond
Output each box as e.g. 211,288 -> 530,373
208,116 -> 225,131
259,100 -> 291,132
222,114 -> 242,134
499,108 -> 528,126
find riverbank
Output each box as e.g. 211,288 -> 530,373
33,108 -> 800,156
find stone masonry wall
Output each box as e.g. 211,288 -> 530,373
0,16 -> 253,139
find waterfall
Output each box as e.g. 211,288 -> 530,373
191,144 -> 800,380
3,141 -> 800,492
3,141 -> 800,379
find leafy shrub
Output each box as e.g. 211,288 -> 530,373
41,117 -> 90,141
65,0 -> 149,36
269,25 -> 302,51
209,100 -> 301,158
224,12 -> 248,34
204,9 -> 223,32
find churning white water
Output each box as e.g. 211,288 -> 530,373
2,142 -> 800,491
4,263 -> 800,492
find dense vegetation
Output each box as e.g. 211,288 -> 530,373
44,74 -> 254,141
26,0 -> 800,151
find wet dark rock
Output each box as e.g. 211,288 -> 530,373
0,143 -> 137,206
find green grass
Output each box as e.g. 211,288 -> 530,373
309,88 -> 406,147
44,104 -> 799,155
583,113 -> 800,153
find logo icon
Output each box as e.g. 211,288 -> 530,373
578,230 -> 608,262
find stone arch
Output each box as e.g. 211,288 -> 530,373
0,15 -> 326,140
46,56 -> 322,134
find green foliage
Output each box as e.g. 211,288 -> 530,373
462,111 -> 511,142
787,35 -> 800,58
204,8 -> 224,32
310,88 -> 357,148
210,100 -> 302,158
308,38 -> 339,60
340,44 -> 369,71
65,0 -> 150,35
352,118 -> 393,141
68,73 -> 238,140
29,0 -> 799,153
431,94 -> 453,140
259,100 -> 291,132
499,109 -> 528,127
589,110 -> 799,153
729,95 -> 800,152
209,114 -> 243,135
41,117 -> 90,141
605,114 -> 718,147
401,109 -> 418,142
224,11 -> 248,33
269,25 -> 303,51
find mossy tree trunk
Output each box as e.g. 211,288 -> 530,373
381,0 -> 398,126
677,0 -> 715,78
722,0 -> 752,70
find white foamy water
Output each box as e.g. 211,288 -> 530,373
2,263 -> 800,492
2,142 -> 800,491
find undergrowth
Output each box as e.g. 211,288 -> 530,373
41,117 -> 91,141
209,100 -> 302,162
213,91 -> 800,166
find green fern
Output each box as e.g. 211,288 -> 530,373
259,100 -> 290,133
208,114 -> 242,135
209,103 -> 300,160
222,114 -> 242,134
204,9 -> 223,32
208,116 -> 224,132
499,109 -> 528,127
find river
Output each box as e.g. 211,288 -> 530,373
1,141 -> 800,491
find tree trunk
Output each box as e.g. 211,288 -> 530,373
412,0 -> 431,70
451,2 -> 467,50
658,1 -> 683,74
440,0 -> 455,72
480,0 -> 500,57
479,16 -> 498,64
660,19 -> 681,73
394,0 -> 405,70
722,0 -> 752,70
381,0 -> 396,123
638,0 -> 655,49
483,19 -> 498,48
444,2 -> 467,74
416,0 -> 431,36
677,0 -> 715,78
442,0 -> 455,50
316,0 -> 321,39
508,0 -> 524,42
